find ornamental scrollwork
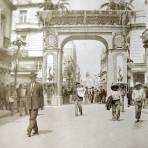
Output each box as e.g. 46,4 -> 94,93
44,28 -> 58,50
113,32 -> 126,49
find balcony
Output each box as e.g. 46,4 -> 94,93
15,21 -> 41,31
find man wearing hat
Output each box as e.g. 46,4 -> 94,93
132,82 -> 145,122
26,72 -> 44,137
73,82 -> 84,116
111,83 -> 121,121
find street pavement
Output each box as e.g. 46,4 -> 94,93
0,104 -> 148,148
0,110 -> 11,118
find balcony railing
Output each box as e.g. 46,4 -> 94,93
38,10 -> 137,26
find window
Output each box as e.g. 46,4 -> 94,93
19,10 -> 27,24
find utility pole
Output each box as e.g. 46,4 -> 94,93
12,37 -> 26,87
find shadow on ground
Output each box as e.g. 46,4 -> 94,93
0,113 -> 21,126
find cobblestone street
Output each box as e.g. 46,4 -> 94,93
0,104 -> 148,148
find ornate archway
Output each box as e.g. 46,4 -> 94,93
38,10 -> 128,105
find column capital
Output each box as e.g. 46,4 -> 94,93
57,48 -> 63,54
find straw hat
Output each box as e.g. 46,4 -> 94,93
144,84 -> 148,88
111,83 -> 119,91
134,82 -> 143,88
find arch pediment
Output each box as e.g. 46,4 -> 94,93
38,10 -> 122,26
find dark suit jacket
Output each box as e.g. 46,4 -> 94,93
27,82 -> 44,110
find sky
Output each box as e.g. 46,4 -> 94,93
64,41 -> 105,80
63,0 -> 145,10
22,0 -> 145,10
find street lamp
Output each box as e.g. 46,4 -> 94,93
11,37 -> 26,87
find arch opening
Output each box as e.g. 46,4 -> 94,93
61,35 -> 109,50
61,37 -> 107,104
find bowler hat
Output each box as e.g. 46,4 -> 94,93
111,83 -> 119,91
75,82 -> 80,85
30,72 -> 37,78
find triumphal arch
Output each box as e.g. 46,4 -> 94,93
38,10 -> 128,105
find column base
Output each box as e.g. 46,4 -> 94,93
51,95 -> 63,106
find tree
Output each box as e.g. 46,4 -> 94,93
57,0 -> 70,11
100,0 -> 120,10
100,0 -> 135,25
40,0 -> 69,11
100,0 -> 134,11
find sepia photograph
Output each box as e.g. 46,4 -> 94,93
0,0 -> 148,148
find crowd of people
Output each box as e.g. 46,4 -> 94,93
0,72 -> 44,137
83,86 -> 106,104
73,81 -> 148,123
62,85 -> 107,105
0,82 -> 28,116
1,75 -> 148,137
107,82 -> 148,122
72,83 -> 107,116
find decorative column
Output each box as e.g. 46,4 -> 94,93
57,48 -> 63,105
107,49 -> 114,96
42,52 -> 48,83
142,29 -> 148,85
42,26 -> 64,106
112,32 -> 128,112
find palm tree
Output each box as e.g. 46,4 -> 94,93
100,0 -> 134,11
119,0 -> 135,25
57,0 -> 70,11
100,0 -> 120,10
40,0 -> 54,10
100,0 -> 135,25
119,0 -> 134,10
40,0 -> 69,11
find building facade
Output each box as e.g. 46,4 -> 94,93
0,0 -> 16,84
10,0 -> 43,84
98,2 -> 148,88
128,2 -> 148,87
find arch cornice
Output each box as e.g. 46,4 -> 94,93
59,34 -> 109,50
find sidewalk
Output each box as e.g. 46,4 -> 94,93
0,110 -> 11,118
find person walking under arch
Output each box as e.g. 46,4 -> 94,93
132,82 -> 145,122
74,82 -> 84,116
111,83 -> 121,121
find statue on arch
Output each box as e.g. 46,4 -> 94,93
117,66 -> 123,83
48,66 -> 54,82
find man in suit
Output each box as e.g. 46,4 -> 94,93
26,72 -> 44,137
